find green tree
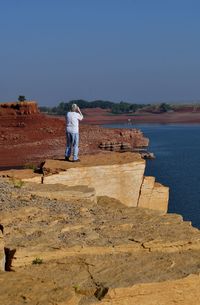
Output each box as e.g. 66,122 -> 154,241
18,95 -> 26,102
159,103 -> 171,113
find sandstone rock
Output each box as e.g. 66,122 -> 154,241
138,177 -> 169,214
0,169 -> 40,180
24,153 -> 146,207
148,182 -> 169,214
1,177 -> 200,304
40,162 -> 145,207
138,176 -> 155,209
80,127 -> 149,155
140,151 -> 155,159
93,274 -> 200,305
0,101 -> 39,116
99,142 -> 132,152
23,153 -> 169,212
29,184 -> 97,203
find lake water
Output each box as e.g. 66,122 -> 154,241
104,123 -> 200,229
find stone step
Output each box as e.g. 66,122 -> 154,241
27,184 -> 96,203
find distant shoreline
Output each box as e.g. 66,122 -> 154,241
82,111 -> 200,125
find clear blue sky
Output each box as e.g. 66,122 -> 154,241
1,0 -> 200,106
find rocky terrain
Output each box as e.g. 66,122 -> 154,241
1,153 -> 200,304
0,102 -> 148,168
1,171 -> 200,304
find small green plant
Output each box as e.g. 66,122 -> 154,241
11,178 -> 24,188
73,284 -> 81,293
32,257 -> 43,265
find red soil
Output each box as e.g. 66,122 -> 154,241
1,103 -> 200,169
0,109 -> 148,168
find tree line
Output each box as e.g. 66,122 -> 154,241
39,100 -> 173,115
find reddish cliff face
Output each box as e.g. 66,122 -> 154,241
0,102 -> 149,168
0,101 -> 39,116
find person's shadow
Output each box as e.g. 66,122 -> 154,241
4,248 -> 17,271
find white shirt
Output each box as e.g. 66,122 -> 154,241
66,111 -> 83,133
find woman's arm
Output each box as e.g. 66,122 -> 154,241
77,106 -> 83,120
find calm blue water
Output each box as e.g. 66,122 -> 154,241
104,123 -> 200,229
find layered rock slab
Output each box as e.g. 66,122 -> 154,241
93,274 -> 200,305
24,153 -> 169,213
1,178 -> 200,304
26,183 -> 97,203
138,177 -> 169,213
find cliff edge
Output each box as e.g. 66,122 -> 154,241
0,101 -> 40,116
23,152 -> 169,214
